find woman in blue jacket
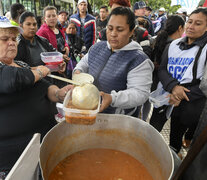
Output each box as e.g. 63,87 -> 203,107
74,7 -> 154,117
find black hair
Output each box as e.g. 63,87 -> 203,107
10,3 -> 25,20
43,6 -> 57,17
152,15 -> 185,64
190,7 -> 207,20
107,7 -> 135,31
93,12 -> 99,17
146,6 -> 152,11
67,21 -> 78,30
100,5 -> 108,12
19,11 -> 35,24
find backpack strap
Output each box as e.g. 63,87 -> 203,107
182,43 -> 207,87
191,45 -> 205,85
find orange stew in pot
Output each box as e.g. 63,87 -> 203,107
49,148 -> 154,180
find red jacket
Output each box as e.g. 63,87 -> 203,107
36,23 -> 68,49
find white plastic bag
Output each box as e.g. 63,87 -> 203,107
149,82 -> 169,108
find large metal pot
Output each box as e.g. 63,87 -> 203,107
40,114 -> 174,180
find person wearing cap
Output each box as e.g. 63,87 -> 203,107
133,1 -> 154,36
0,15 -> 73,178
70,0 -> 96,52
154,7 -> 167,34
58,10 -> 69,32
176,8 -> 188,22
74,7 -> 153,117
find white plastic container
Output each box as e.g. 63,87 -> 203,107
40,52 -> 63,71
149,87 -> 169,108
63,90 -> 100,125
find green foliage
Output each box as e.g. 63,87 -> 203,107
88,0 -> 109,12
198,0 -> 205,6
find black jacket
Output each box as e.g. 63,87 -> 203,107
15,35 -> 56,66
0,62 -> 56,171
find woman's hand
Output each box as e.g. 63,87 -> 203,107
55,85 -> 74,102
99,91 -> 112,112
48,85 -> 74,102
58,61 -> 66,73
36,65 -> 50,76
171,85 -> 190,101
64,46 -> 69,56
168,94 -> 181,107
32,65 -> 50,82
74,69 -> 81,74
63,54 -> 70,63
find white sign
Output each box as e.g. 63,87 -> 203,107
171,0 -> 200,14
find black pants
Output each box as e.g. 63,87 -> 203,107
150,106 -> 168,132
170,98 -> 206,153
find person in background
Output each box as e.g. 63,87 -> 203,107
10,3 -> 25,26
65,21 -> 85,78
96,5 -> 108,35
70,0 -> 96,52
98,0 -> 131,41
36,6 -> 70,87
133,17 -> 153,59
93,12 -> 99,20
133,1 -> 154,36
16,12 -> 56,66
74,7 -> 153,117
15,11 -> 66,83
5,12 -> 11,20
145,6 -> 152,19
158,8 -> 207,157
37,6 -> 69,62
58,10 -> 69,32
176,8 -> 188,22
0,16 -> 72,179
149,15 -> 185,129
154,7 -> 167,35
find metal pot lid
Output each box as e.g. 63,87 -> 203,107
72,73 -> 94,84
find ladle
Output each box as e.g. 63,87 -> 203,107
47,74 -> 81,86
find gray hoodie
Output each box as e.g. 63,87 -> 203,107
74,40 -> 154,114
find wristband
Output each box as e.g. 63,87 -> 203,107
36,68 -> 43,80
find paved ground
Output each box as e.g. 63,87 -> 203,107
160,119 -> 188,158
145,105 -> 188,159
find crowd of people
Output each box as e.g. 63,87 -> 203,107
0,0 -> 207,179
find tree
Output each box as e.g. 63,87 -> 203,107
88,0 -> 109,11
198,0 -> 206,7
